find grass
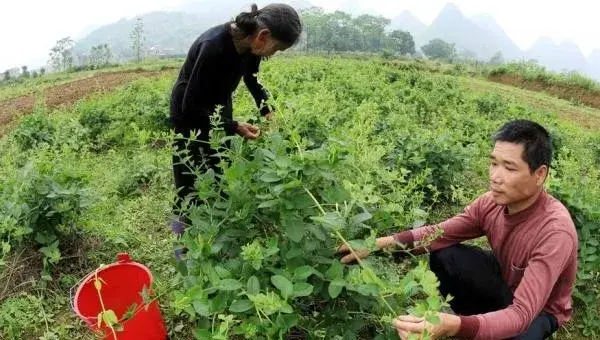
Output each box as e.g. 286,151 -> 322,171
458,76 -> 600,131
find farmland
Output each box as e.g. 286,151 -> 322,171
0,56 -> 599,339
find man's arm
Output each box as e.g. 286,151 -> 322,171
393,195 -> 486,255
339,195 -> 487,263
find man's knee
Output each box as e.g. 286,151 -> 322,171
429,244 -> 462,276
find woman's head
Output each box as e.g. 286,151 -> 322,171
233,3 -> 302,57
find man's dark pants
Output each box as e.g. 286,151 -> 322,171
429,244 -> 559,339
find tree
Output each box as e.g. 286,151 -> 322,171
458,49 -> 477,61
386,30 -> 415,55
49,37 -> 75,71
101,44 -> 112,65
489,51 -> 504,65
3,70 -> 10,81
32,70 -> 39,78
130,17 -> 145,63
89,44 -> 112,67
21,66 -> 30,78
421,39 -> 456,61
40,67 -> 46,76
353,14 -> 390,52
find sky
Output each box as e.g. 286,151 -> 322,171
1,0 -> 599,71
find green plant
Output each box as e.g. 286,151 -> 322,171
0,155 -> 92,275
79,107 -> 113,147
13,113 -> 55,151
170,118 -> 448,339
117,164 -> 161,197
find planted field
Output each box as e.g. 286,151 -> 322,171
0,57 -> 598,339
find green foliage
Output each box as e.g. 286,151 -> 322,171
0,294 -> 45,339
49,37 -> 75,72
1,56 -> 599,339
384,131 -> 470,203
131,17 -> 145,63
548,149 -> 600,337
117,163 -> 161,197
79,107 -> 113,145
0,152 -> 92,271
421,39 -> 457,61
13,113 -> 56,151
386,30 -> 416,56
300,8 -> 415,54
175,129 -> 447,337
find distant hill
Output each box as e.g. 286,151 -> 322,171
527,38 -> 599,78
470,14 -> 523,60
420,3 -> 515,61
72,1 -> 600,80
588,49 -> 600,76
390,10 -> 426,43
73,11 -> 207,61
74,0 -> 313,61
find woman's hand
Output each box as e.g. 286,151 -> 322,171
236,122 -> 260,139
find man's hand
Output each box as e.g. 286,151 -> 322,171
264,112 -> 273,121
236,122 -> 260,139
392,313 -> 461,340
337,236 -> 397,264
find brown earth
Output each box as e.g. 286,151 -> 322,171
0,69 -> 174,136
0,95 -> 35,135
488,73 -> 600,110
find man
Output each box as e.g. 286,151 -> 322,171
338,120 -> 578,339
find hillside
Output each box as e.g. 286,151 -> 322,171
73,11 -> 207,60
389,10 -> 427,44
421,3 -> 514,60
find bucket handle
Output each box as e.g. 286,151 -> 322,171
70,253 -> 133,317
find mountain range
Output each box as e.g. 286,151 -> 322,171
390,3 -> 600,79
73,1 -> 600,80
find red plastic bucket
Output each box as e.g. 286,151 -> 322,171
72,253 -> 167,340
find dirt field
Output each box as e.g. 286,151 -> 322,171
0,69 -> 170,136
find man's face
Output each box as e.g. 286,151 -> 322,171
489,141 -> 547,207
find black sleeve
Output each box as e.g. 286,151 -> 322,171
182,41 -> 238,135
243,57 -> 272,116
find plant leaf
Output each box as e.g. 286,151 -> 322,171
229,299 -> 253,313
293,266 -> 314,281
102,309 -> 118,327
351,212 -> 372,225
292,283 -> 313,298
328,280 -> 345,299
218,279 -> 242,291
247,276 -> 260,296
271,275 -> 293,300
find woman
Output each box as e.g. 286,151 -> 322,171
169,4 -> 302,243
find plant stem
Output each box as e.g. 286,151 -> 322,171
94,267 -> 117,340
303,187 -> 398,317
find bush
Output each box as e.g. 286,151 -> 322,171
384,131 -> 470,203
174,132 -> 448,338
12,113 -> 55,151
0,155 -> 92,272
79,107 -> 112,144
